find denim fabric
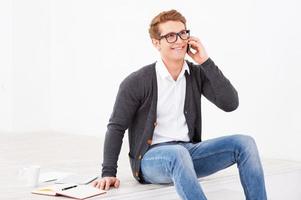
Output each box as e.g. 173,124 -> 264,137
141,134 -> 267,200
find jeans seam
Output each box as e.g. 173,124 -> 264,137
143,157 -> 172,162
237,150 -> 252,199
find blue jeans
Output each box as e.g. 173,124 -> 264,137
141,134 -> 267,200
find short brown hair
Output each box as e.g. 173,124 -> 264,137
149,9 -> 186,39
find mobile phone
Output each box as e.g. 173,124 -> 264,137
186,44 -> 190,53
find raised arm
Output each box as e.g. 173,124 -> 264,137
187,37 -> 239,112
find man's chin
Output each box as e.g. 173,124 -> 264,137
171,55 -> 185,61
161,53 -> 185,62
166,55 -> 185,61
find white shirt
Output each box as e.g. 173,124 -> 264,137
151,58 -> 190,145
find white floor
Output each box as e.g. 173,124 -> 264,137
1,132 -> 301,199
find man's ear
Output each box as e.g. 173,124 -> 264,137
152,38 -> 161,51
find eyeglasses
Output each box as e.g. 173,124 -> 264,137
159,30 -> 190,43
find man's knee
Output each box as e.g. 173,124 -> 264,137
231,134 -> 258,153
169,145 -> 190,160
166,145 -> 192,169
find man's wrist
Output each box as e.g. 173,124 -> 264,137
196,56 -> 209,65
102,171 -> 117,178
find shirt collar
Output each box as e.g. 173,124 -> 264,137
156,57 -> 190,80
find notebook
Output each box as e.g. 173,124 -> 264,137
32,184 -> 106,199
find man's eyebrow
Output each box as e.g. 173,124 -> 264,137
161,29 -> 186,35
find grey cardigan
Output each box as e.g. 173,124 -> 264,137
102,58 -> 239,183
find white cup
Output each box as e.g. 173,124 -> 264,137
19,165 -> 40,187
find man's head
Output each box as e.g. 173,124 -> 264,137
149,10 -> 190,62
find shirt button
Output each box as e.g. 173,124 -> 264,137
184,111 -> 188,114
147,139 -> 152,145
154,122 -> 158,127
135,171 -> 139,177
138,155 -> 142,160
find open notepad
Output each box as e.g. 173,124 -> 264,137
32,184 -> 106,199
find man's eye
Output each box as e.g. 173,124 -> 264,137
166,33 -> 176,38
180,30 -> 187,35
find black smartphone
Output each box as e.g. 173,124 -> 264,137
186,44 -> 190,53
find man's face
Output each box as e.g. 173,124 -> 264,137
152,21 -> 188,62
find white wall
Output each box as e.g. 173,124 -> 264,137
0,0 -> 13,132
0,0 -> 51,132
1,0 -> 301,160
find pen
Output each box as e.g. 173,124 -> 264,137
61,185 -> 78,191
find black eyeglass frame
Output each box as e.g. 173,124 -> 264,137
159,30 -> 190,43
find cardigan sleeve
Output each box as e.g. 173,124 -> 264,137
102,72 -> 141,177
197,58 -> 239,112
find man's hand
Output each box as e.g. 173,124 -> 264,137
92,177 -> 120,191
187,36 -> 209,65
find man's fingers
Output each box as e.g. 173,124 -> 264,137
188,40 -> 201,50
189,36 -> 201,43
94,181 -> 100,188
91,177 -> 120,191
105,179 -> 111,190
187,42 -> 199,57
114,179 -> 120,188
92,180 -> 104,189
92,181 -> 97,187
187,49 -> 194,57
100,180 -> 105,190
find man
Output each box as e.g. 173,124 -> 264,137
92,10 -> 267,200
